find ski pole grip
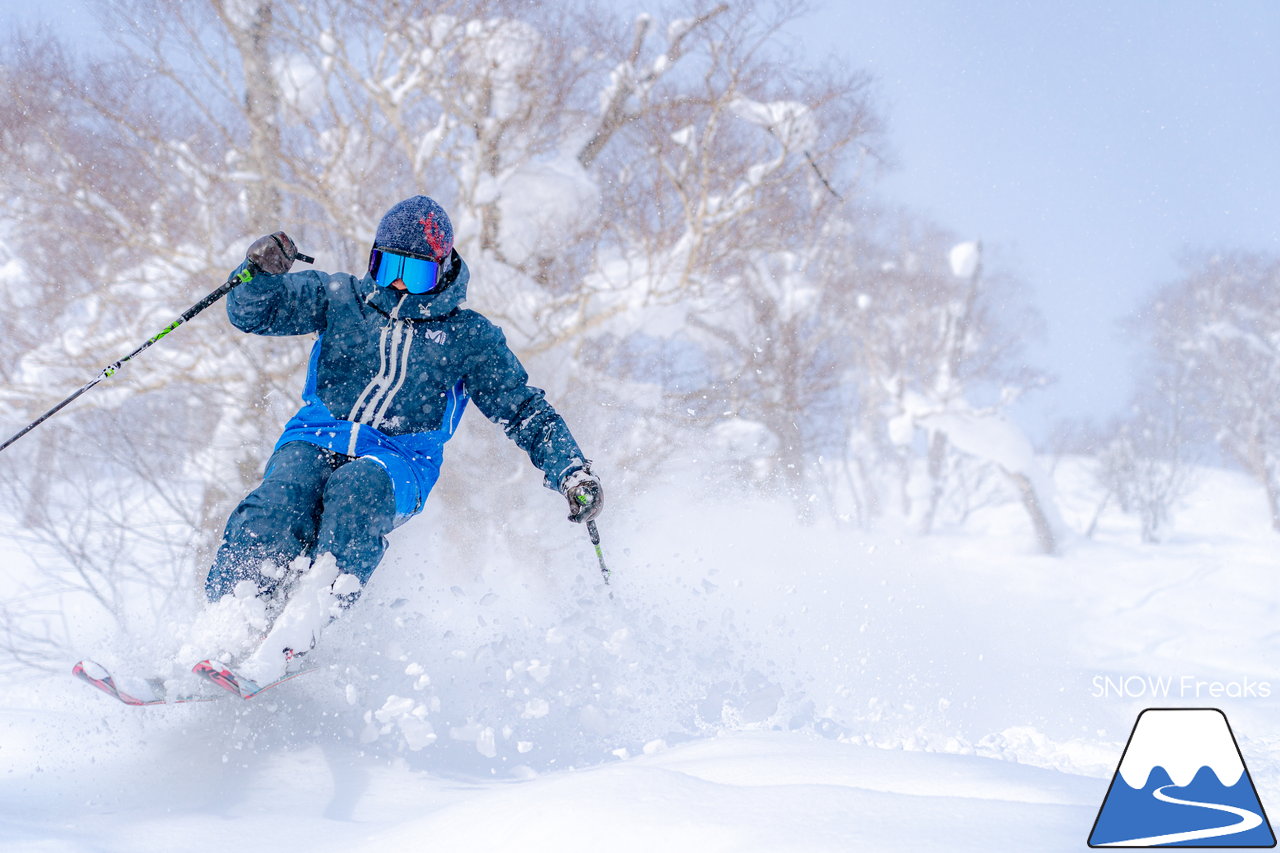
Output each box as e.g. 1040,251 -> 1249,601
293,251 -> 315,264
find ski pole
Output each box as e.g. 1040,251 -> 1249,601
0,252 -> 314,455
587,520 -> 611,585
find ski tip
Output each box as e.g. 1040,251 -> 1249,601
74,659 -> 223,706
73,659 -> 109,680
72,660 -> 149,706
192,658 -> 311,700
191,659 -> 232,685
192,659 -> 257,699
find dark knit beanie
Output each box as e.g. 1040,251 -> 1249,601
373,196 -> 454,261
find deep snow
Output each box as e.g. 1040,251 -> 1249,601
1,458 -> 1278,851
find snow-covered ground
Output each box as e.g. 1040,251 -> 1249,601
1,458 -> 1277,851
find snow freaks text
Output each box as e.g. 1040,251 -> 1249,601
1092,675 -> 1273,700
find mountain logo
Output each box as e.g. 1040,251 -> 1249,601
1089,708 -> 1276,847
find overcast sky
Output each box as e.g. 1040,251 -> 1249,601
786,1 -> 1280,439
6,1 -> 1279,442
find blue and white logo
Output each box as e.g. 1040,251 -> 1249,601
1089,708 -> 1275,847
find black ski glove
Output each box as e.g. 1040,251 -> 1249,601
246,231 -> 301,275
561,468 -> 604,524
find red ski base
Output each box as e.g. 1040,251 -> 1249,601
191,659 -> 312,699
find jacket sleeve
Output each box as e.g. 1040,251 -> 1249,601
226,261 -> 330,336
464,321 -> 588,490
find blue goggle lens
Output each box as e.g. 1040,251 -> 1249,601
372,250 -> 442,293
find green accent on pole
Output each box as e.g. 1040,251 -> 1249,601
149,320 -> 182,344
587,520 -> 609,586
0,250 -> 305,456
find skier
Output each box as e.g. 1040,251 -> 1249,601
189,195 -> 603,680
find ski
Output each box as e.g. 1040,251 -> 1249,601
191,658 -> 313,700
72,659 -> 221,706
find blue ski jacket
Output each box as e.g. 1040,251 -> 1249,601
226,252 -> 587,521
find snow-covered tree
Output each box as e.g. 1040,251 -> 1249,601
0,0 -> 894,662
1139,250 -> 1280,529
835,213 -> 1051,544
1095,368 -> 1201,544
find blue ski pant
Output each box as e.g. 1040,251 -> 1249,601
204,441 -> 398,601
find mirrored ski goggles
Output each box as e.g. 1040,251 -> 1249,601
370,248 -> 443,294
